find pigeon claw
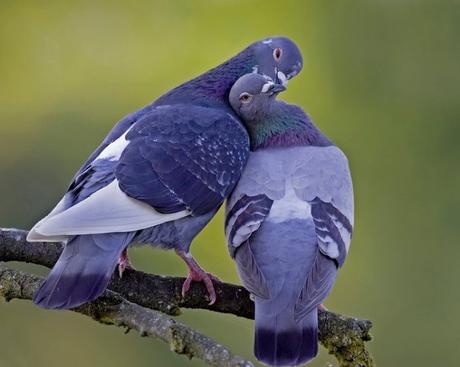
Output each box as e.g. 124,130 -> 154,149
117,248 -> 134,278
182,268 -> 219,305
176,250 -> 220,305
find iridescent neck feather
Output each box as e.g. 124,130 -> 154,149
154,47 -> 256,108
248,101 -> 332,150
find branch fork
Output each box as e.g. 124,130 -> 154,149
0,228 -> 374,367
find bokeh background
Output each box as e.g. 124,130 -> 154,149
1,1 -> 459,366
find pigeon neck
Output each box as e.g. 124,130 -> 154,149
155,47 -> 256,108
249,102 -> 333,150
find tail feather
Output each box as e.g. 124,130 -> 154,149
254,299 -> 318,366
33,232 -> 133,309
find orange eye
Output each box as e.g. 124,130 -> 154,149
239,93 -> 252,103
273,48 -> 283,61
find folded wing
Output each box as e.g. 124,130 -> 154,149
29,104 -> 249,241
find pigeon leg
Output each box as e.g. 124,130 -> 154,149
318,303 -> 328,311
175,250 -> 220,305
118,248 -> 134,278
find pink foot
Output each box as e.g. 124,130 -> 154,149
318,303 -> 328,311
176,250 -> 220,305
118,248 -> 134,278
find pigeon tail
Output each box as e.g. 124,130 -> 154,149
254,299 -> 318,366
33,232 -> 133,309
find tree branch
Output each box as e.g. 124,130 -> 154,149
0,228 -> 374,367
0,264 -> 253,367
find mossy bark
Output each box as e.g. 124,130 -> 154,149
0,265 -> 253,367
1,228 -> 375,367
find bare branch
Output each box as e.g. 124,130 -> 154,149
0,228 -> 374,367
0,264 -> 253,367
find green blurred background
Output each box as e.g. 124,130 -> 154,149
1,1 -> 459,366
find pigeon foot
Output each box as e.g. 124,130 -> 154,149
175,250 -> 220,305
118,248 -> 134,278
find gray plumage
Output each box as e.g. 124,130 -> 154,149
225,74 -> 354,366
29,38 -> 303,310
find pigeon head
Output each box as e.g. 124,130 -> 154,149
229,73 -> 285,123
252,36 -> 303,87
155,36 -> 301,105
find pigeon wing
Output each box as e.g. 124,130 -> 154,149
29,104 -> 249,239
225,194 -> 273,299
292,146 -> 354,265
292,146 -> 354,319
116,104 -> 249,215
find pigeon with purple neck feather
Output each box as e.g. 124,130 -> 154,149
225,74 -> 354,366
28,37 -> 303,310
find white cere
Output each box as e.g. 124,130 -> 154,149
261,81 -> 274,93
277,71 -> 288,87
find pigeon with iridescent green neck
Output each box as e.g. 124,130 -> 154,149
226,74 -> 354,366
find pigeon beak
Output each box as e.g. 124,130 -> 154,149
286,61 -> 303,80
271,83 -> 287,93
276,71 -> 288,87
261,82 -> 286,95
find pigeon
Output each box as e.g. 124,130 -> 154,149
27,37 -> 303,310
225,74 -> 354,366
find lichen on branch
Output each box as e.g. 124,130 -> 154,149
0,228 -> 375,367
0,265 -> 253,367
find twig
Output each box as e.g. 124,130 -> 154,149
0,264 -> 253,367
0,228 -> 374,367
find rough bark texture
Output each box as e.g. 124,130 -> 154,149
0,265 -> 253,367
0,228 -> 375,367
319,311 -> 373,367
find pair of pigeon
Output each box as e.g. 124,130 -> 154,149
28,37 -> 353,366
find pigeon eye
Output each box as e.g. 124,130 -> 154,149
273,48 -> 283,61
239,93 -> 252,103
